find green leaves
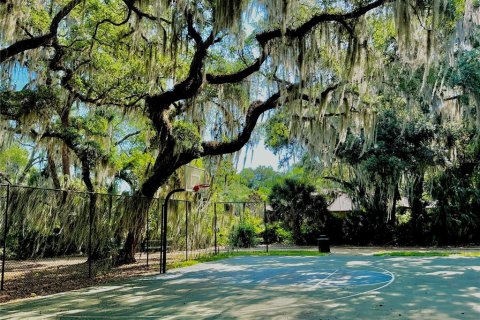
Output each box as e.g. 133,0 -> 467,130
0,143 -> 29,179
172,120 -> 202,154
449,49 -> 480,95
268,178 -> 329,245
0,86 -> 59,120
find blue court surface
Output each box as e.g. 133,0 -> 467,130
0,255 -> 479,319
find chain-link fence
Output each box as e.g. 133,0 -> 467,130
0,184 -> 267,301
214,201 -> 269,253
0,184 -> 164,300
165,199 -> 214,262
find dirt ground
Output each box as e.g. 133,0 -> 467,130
0,249 -> 201,303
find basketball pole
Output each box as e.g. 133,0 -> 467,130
162,188 -> 185,274
214,202 -> 217,255
185,201 -> 188,261
1,184 -> 10,290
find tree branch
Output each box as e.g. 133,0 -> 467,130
298,82 -> 342,107
323,176 -> 355,191
92,8 -> 133,46
123,0 -> 170,23
0,0 -> 82,63
201,91 -> 284,156
187,13 -> 203,46
256,0 -> 389,45
200,81 -> 344,156
147,0 -> 386,121
115,131 -> 141,146
205,0 -> 386,85
145,18 -> 215,131
206,53 -> 267,84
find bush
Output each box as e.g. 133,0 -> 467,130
299,223 -> 318,245
229,222 -> 258,248
268,179 -> 329,245
263,222 -> 293,244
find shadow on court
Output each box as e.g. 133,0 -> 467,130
0,255 -> 479,319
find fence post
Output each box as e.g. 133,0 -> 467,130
162,201 -> 166,274
108,194 -> 113,267
162,200 -> 167,274
264,202 -> 268,253
88,193 -> 95,278
146,203 -> 150,268
108,194 -> 113,220
242,203 -> 246,222
160,204 -> 164,274
214,202 -> 217,255
1,184 -> 10,290
162,189 -> 185,274
185,201 -> 188,261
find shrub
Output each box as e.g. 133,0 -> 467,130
263,222 -> 293,244
268,179 -> 329,244
229,222 -> 258,248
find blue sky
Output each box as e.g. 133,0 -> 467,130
239,140 -> 280,171
8,65 -> 30,89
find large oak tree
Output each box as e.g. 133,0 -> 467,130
1,0 -> 477,261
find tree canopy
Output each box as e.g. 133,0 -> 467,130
2,0 -> 478,199
1,0 -> 480,259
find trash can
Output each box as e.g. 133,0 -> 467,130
318,235 -> 330,253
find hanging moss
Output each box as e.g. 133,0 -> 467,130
172,120 -> 202,154
213,0 -> 247,32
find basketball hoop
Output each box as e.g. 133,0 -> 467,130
192,184 -> 210,205
184,165 -> 208,192
193,184 -> 210,192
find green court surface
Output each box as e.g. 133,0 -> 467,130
1,255 -> 479,319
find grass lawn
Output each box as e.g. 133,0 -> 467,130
168,250 -> 328,269
459,252 -> 480,257
170,250 -> 480,269
374,251 -> 456,257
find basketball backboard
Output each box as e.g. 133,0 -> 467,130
184,165 -> 208,192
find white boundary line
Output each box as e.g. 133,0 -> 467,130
311,269 -> 338,289
46,267 -> 396,319
2,264 -> 396,319
320,266 -> 395,303
222,265 -> 396,314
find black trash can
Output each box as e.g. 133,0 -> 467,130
318,235 -> 330,253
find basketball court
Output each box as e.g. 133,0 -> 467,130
1,254 -> 479,319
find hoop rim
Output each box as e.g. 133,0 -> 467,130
192,184 -> 210,192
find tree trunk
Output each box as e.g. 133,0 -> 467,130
410,173 -> 424,241
116,192 -> 153,265
117,231 -> 137,264
17,147 -> 39,184
116,137 -> 197,265
47,150 -> 61,189
59,96 -> 72,186
61,144 -> 70,182
389,185 -> 400,227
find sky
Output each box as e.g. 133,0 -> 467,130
238,140 -> 280,171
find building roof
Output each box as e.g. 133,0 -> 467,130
327,194 -> 410,212
398,197 -> 410,208
327,193 -> 354,212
